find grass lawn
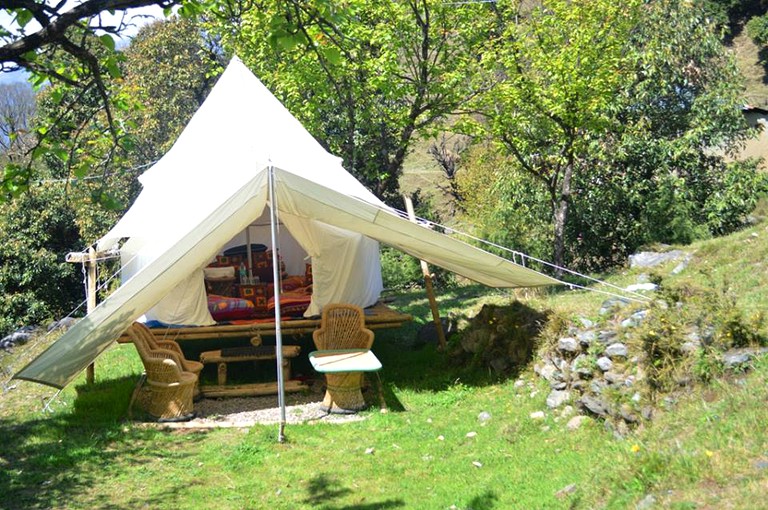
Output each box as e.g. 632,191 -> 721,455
3,223 -> 768,509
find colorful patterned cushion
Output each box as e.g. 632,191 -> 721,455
207,294 -> 255,321
267,288 -> 312,317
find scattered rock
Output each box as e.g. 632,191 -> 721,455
572,354 -> 593,377
629,250 -> 686,268
597,357 -> 613,372
530,411 -> 546,420
754,460 -> 768,470
671,256 -> 691,275
566,415 -> 589,431
472,460 -> 483,468
413,317 -> 456,350
47,317 -> 78,332
681,341 -> 700,354
625,283 -> 659,293
590,380 -> 607,395
558,337 -> 580,353
599,298 -> 630,316
546,390 -> 571,409
605,343 -> 629,359
580,395 -> 610,417
365,447 -> 375,455
477,411 -> 492,424
619,404 -> 639,423
0,327 -> 38,349
466,431 -> 477,438
621,310 -> 649,328
636,494 -> 656,510
578,317 -> 594,329
597,330 -> 618,344
554,483 -> 577,499
722,349 -> 754,370
577,330 -> 596,347
535,362 -> 558,382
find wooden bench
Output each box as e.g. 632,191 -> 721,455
198,344 -> 305,397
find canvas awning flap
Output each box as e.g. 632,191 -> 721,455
14,172 -> 269,389
275,169 -> 560,288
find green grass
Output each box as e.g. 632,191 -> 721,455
3,223 -> 768,509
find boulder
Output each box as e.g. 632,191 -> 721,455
580,394 -> 610,417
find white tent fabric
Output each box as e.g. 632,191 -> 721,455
99,56 -> 385,323
14,57 -> 561,389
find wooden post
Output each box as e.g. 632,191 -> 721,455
67,248 -> 120,385
404,196 -> 447,350
86,247 -> 97,384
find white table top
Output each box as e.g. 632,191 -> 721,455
308,349 -> 382,373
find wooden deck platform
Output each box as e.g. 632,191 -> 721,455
116,301 -> 411,344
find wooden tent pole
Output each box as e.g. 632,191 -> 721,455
86,247 -> 97,384
404,197 -> 447,350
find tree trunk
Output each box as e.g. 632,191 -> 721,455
552,158 -> 574,274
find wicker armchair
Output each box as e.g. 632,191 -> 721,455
130,322 -> 203,398
311,304 -> 380,413
128,325 -> 196,421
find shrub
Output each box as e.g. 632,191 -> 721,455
746,13 -> 768,45
0,184 -> 84,336
380,246 -> 423,290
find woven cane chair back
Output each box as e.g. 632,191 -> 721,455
127,325 -> 186,384
313,303 -> 374,351
131,322 -> 203,376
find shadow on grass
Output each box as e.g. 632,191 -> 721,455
303,473 -> 405,510
0,375 -> 208,510
464,490 -> 499,510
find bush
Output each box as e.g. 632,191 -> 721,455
380,246 -> 423,290
0,184 -> 84,336
746,13 -> 768,45
567,153 -> 768,272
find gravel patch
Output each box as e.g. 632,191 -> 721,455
187,388 -> 367,427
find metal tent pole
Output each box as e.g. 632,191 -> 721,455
268,165 -> 287,442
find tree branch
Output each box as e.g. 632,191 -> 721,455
1,0 -> 179,65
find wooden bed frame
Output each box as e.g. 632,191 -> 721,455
116,301 -> 412,344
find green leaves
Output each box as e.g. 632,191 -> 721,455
215,0 -> 488,203
99,34 -> 116,52
13,8 -> 34,29
1,163 -> 30,198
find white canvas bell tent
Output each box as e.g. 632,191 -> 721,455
14,56 -> 560,390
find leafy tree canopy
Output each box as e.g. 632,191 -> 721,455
459,0 -> 758,271
212,0 -> 491,203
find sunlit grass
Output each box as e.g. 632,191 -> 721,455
3,221 -> 768,508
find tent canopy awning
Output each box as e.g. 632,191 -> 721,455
14,167 -> 559,390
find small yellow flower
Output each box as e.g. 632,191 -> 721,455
705,450 -> 714,457
631,444 -> 641,453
